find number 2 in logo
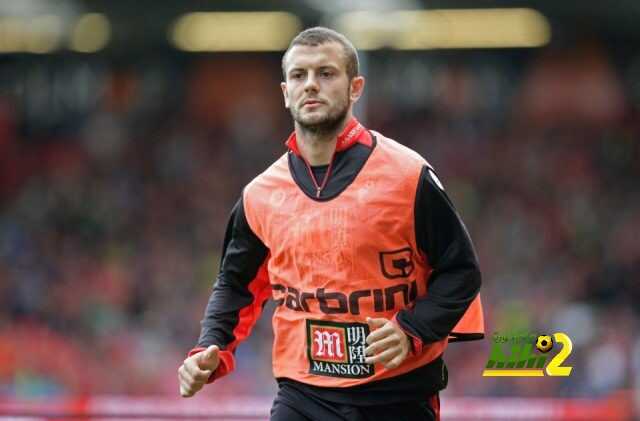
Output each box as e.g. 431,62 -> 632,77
545,332 -> 573,376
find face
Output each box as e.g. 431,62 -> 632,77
281,42 -> 364,134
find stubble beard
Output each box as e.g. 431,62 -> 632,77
290,90 -> 350,140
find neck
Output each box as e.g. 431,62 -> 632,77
295,112 -> 352,166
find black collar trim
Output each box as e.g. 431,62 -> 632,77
287,133 -> 377,202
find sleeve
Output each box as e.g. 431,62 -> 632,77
395,166 -> 483,352
189,195 -> 271,382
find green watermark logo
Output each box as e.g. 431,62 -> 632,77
482,332 -> 573,377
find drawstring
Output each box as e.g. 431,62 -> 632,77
302,151 -> 336,198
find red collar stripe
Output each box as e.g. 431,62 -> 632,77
285,117 -> 371,156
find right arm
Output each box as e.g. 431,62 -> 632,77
179,196 -> 271,396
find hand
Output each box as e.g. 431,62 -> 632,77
364,317 -> 410,369
178,345 -> 220,397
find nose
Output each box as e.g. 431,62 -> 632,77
303,72 -> 319,93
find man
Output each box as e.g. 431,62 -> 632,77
178,27 -> 484,421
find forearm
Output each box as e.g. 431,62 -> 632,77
397,165 -> 482,345
192,196 -> 271,379
396,264 -> 480,344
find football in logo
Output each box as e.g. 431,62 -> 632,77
536,335 -> 553,353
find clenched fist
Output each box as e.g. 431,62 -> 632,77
178,345 -> 220,397
364,317 -> 410,369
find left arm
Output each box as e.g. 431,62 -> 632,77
395,165 -> 481,351
365,166 -> 481,366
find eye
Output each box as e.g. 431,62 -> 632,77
290,72 -> 304,80
321,71 -> 333,78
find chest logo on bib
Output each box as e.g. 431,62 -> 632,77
306,320 -> 374,378
379,248 -> 414,279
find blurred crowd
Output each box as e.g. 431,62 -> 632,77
0,42 -> 638,404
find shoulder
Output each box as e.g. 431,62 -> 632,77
242,153 -> 290,239
370,130 -> 433,170
244,153 -> 290,195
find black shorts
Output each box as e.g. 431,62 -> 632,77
270,381 -> 440,421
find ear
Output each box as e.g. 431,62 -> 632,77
281,81 -> 290,109
349,76 -> 365,104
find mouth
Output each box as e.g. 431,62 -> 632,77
302,99 -> 324,108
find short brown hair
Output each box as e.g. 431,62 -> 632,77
282,27 -> 359,81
